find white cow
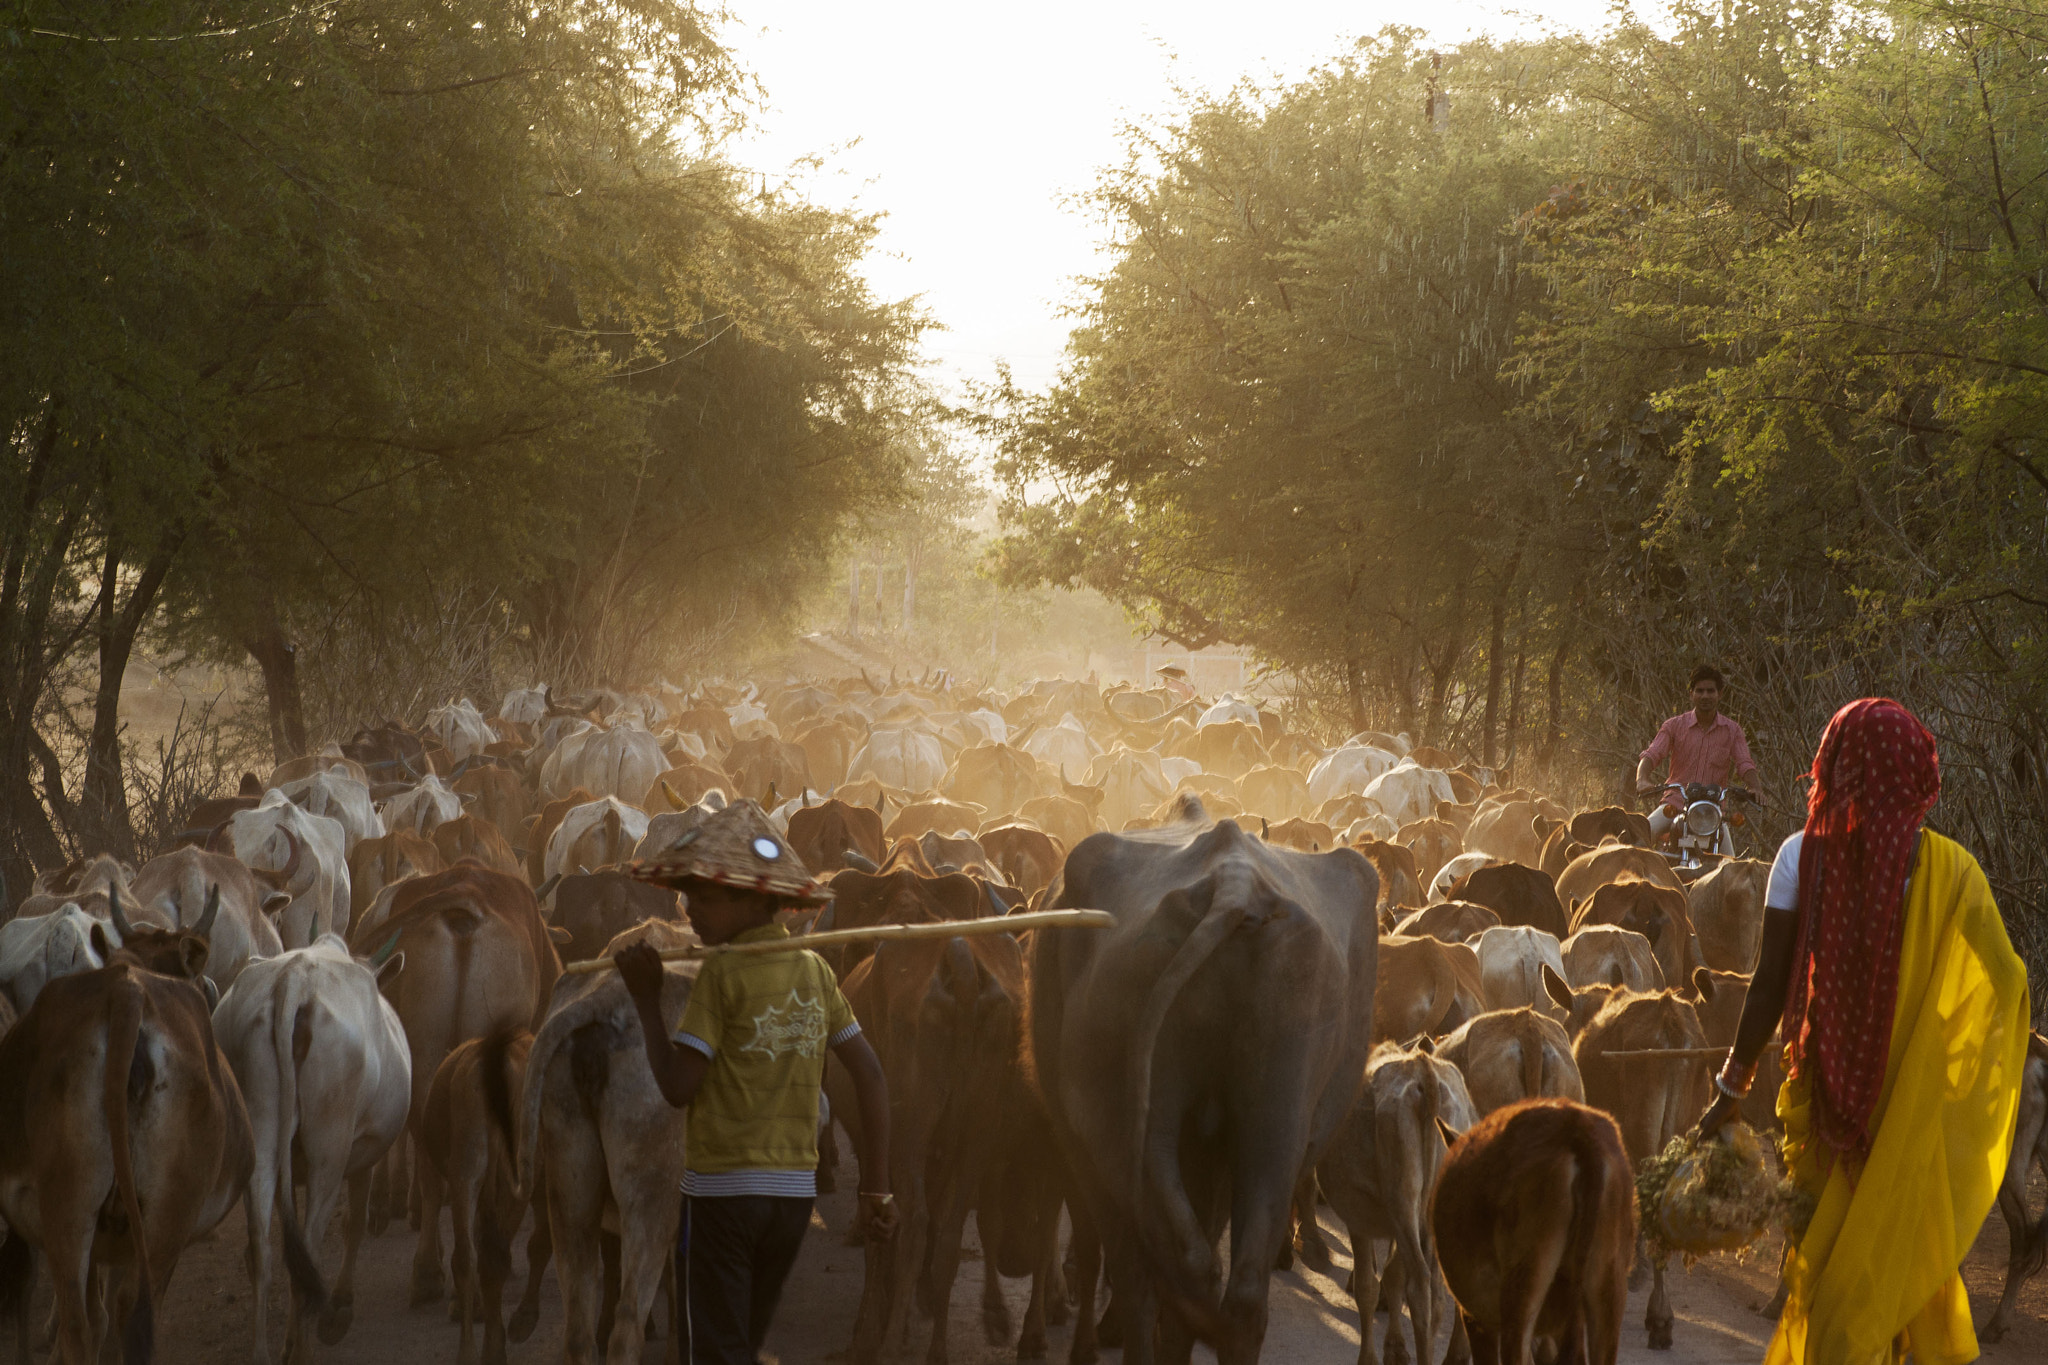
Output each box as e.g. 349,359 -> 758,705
500,686 -> 549,726
545,797 -> 651,886
1086,747 -> 1175,831
1343,814 -> 1399,845
541,723 -> 667,803
380,773 -> 465,837
1362,760 -> 1457,827
425,698 -> 493,762
1196,694 -> 1260,730
1475,925 -> 1569,1019
131,846 -> 290,992
1021,712 -> 1098,778
1562,925 -> 1666,994
279,767 -> 385,853
230,791 -> 351,946
1159,756 -> 1204,788
726,699 -> 777,741
215,935 -> 411,1363
1429,851 -> 1501,904
0,904 -> 105,1013
1307,745 -> 1402,807
845,726 -> 948,793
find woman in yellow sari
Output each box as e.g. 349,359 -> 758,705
1697,697 -> 2030,1365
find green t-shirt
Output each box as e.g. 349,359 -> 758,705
673,922 -> 859,1196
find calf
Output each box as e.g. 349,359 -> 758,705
1567,877 -> 1700,997
976,824 -> 1063,895
1318,1042 -> 1479,1365
1985,1032 -> 2048,1343
1437,1007 -> 1583,1115
1431,1099 -> 1636,1365
213,935 -> 412,1363
1373,936 -> 1485,1043
349,830 -> 445,924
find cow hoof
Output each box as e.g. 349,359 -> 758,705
410,1265 -> 445,1307
1296,1237 -> 1333,1275
367,1202 -> 390,1237
317,1299 -> 354,1344
447,1297 -> 463,1323
1068,1345 -> 1098,1365
1982,1322 -> 2007,1345
1095,1306 -> 1122,1349
508,1301 -> 540,1343
1647,1317 -> 1673,1351
1046,1296 -> 1069,1328
1016,1330 -> 1047,1361
983,1300 -> 1012,1345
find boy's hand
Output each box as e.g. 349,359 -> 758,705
857,1192 -> 898,1243
613,941 -> 667,1001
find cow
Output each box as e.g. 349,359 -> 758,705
500,686 -> 550,726
816,866 -> 998,979
1475,925 -> 1568,1019
1431,1099 -> 1636,1365
1307,746 -> 1401,808
1449,861 -> 1570,939
543,797 -> 650,888
419,1029 -> 550,1365
1373,936 -> 1486,1043
1562,925 -> 1665,994
1395,818 -> 1462,888
848,725 -> 948,792
638,763 -> 730,815
278,767 -> 386,854
916,830 -> 998,879
1021,713 -> 1101,779
1085,748 -> 1177,832
1363,762 -> 1455,828
453,766 -> 529,854
944,742 -> 1049,823
432,813 -> 523,878
793,716 -> 863,790
1032,798 -> 1378,1361
173,772 -> 265,848
1687,856 -> 1770,972
884,797 -> 987,843
132,845 -> 292,992
425,698 -> 493,762
1018,786 -> 1102,851
541,722 -> 667,805
1389,901 -> 1500,945
9,852 -> 137,925
523,786 -> 599,884
1462,799 -> 1552,869
0,912 -> 260,1365
342,721 -> 430,782
0,903 -> 117,1013
379,772 -> 468,838
546,870 -> 684,967
1686,968 -> 1780,1133
1353,838 -> 1423,913
1436,1007 -> 1585,1115
783,798 -> 887,875
1428,851 -> 1499,904
1318,1041 -> 1479,1365
723,735 -> 813,806
1985,1032 -> 2048,1344
1568,877 -> 1701,995
347,863 -> 564,1286
213,934 -> 411,1363
1262,817 -> 1335,853
667,704 -> 736,755
832,927 -> 1033,1365
1555,842 -> 1683,909
348,830 -> 446,924
1567,982 -> 1712,1349
1237,764 -> 1311,822
1568,806 -> 1654,847
228,791 -> 352,947
1176,718 -> 1268,780
268,753 -> 371,789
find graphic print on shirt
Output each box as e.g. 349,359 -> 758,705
738,988 -> 828,1060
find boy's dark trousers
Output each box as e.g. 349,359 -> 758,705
678,1194 -> 814,1365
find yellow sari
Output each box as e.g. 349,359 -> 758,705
1767,831 -> 2032,1365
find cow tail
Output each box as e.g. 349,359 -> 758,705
516,1005 -> 574,1202
104,977 -> 154,1365
0,1223 -> 30,1340
1126,892 -> 1246,1195
1520,1017 -> 1545,1101
480,1026 -> 523,1150
274,991 -> 329,1315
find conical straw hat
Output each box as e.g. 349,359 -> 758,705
629,798 -> 829,903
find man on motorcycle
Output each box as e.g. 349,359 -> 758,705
1636,665 -> 1761,851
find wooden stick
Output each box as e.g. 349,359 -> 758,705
562,908 -> 1116,975
1602,1047 -> 1728,1062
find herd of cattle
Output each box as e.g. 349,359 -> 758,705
0,672 -> 2042,1365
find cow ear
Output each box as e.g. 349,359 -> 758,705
91,922 -> 113,959
1411,1034 -> 1437,1055
262,891 -> 293,916
179,935 -> 211,980
1691,966 -> 1715,1001
1434,1115 -> 1465,1148
376,951 -> 406,986
1533,814 -> 1560,841
1542,962 -> 1574,1012
547,925 -> 572,945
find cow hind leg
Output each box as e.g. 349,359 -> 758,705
980,1248 -> 1011,1347
448,1169 -> 481,1363
1339,1221 -> 1383,1365
319,1172 -> 372,1345
243,1168 -> 278,1365
508,1167 -> 553,1344
410,1149 -> 449,1306
1644,1253 -> 1674,1351
602,1179 -> 677,1365
1066,1219 -> 1102,1365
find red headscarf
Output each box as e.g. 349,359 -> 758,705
1782,698 -> 1941,1164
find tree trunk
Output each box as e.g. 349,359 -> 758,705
1424,581 -> 1468,746
80,532 -> 183,861
902,551 -> 918,637
1504,644 -> 1528,776
1344,654 -> 1367,734
244,611 -> 310,764
1481,555 -> 1522,769
847,562 -> 861,639
1542,622 -> 1574,779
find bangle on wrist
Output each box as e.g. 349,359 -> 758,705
858,1191 -> 894,1203
1715,1050 -> 1758,1099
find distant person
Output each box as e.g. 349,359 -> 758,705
1696,699 -> 2029,1363
1636,664 -> 1761,849
1156,662 -> 1195,703
614,800 -> 897,1365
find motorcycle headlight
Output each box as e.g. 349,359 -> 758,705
1685,800 -> 1722,837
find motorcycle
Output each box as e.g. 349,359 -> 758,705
1641,782 -> 1759,876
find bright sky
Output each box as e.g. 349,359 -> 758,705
717,1 -> 1619,399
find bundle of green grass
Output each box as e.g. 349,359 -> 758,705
1635,1122 -> 1779,1260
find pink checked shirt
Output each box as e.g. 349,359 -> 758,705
1639,710 -> 1758,787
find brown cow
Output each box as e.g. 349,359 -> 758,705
1317,792 -> 1383,830
639,763 -> 730,814
1373,936 -> 1485,1042
433,813 -> 523,877
666,706 -> 735,754
1562,925 -> 1666,995
787,798 -> 889,874
885,797 -> 986,842
1238,764 -> 1311,822
1536,825 -> 1593,881
1434,799 -> 1478,836
349,830 -> 446,923
1391,900 -> 1501,945
1452,861 -> 1570,939
1568,877 -> 1700,994
1175,718 -> 1269,780
1568,981 -> 1712,1350
976,824 -> 1064,895
1463,798 -> 1551,866
1432,1099 -> 1636,1365
1985,1032 -> 2048,1343
349,863 -> 565,1287
523,787 -> 598,886
0,917 -> 264,1365
943,742 -> 1048,823
816,866 -> 998,980
1436,1006 -> 1585,1115
1687,968 -> 1781,1132
1263,816 -> 1335,852
1555,843 -> 1682,909
1568,806 -> 1652,847
1354,838 -> 1424,911
1687,856 -> 1770,972
1396,818 -> 1462,887
793,716 -> 863,790
832,930 -> 1037,1365
546,870 -> 683,967
917,830 -> 999,880
453,766 -> 529,853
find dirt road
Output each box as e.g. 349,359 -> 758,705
115,1177 -> 2043,1364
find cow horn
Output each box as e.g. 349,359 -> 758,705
842,850 -> 878,874
802,790 -> 811,808
194,884 -> 221,939
1261,818 -> 1269,840
535,872 -> 563,902
108,884 -> 135,941
206,817 -> 235,852
764,781 -> 779,812
278,824 -> 305,885
662,780 -> 686,811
